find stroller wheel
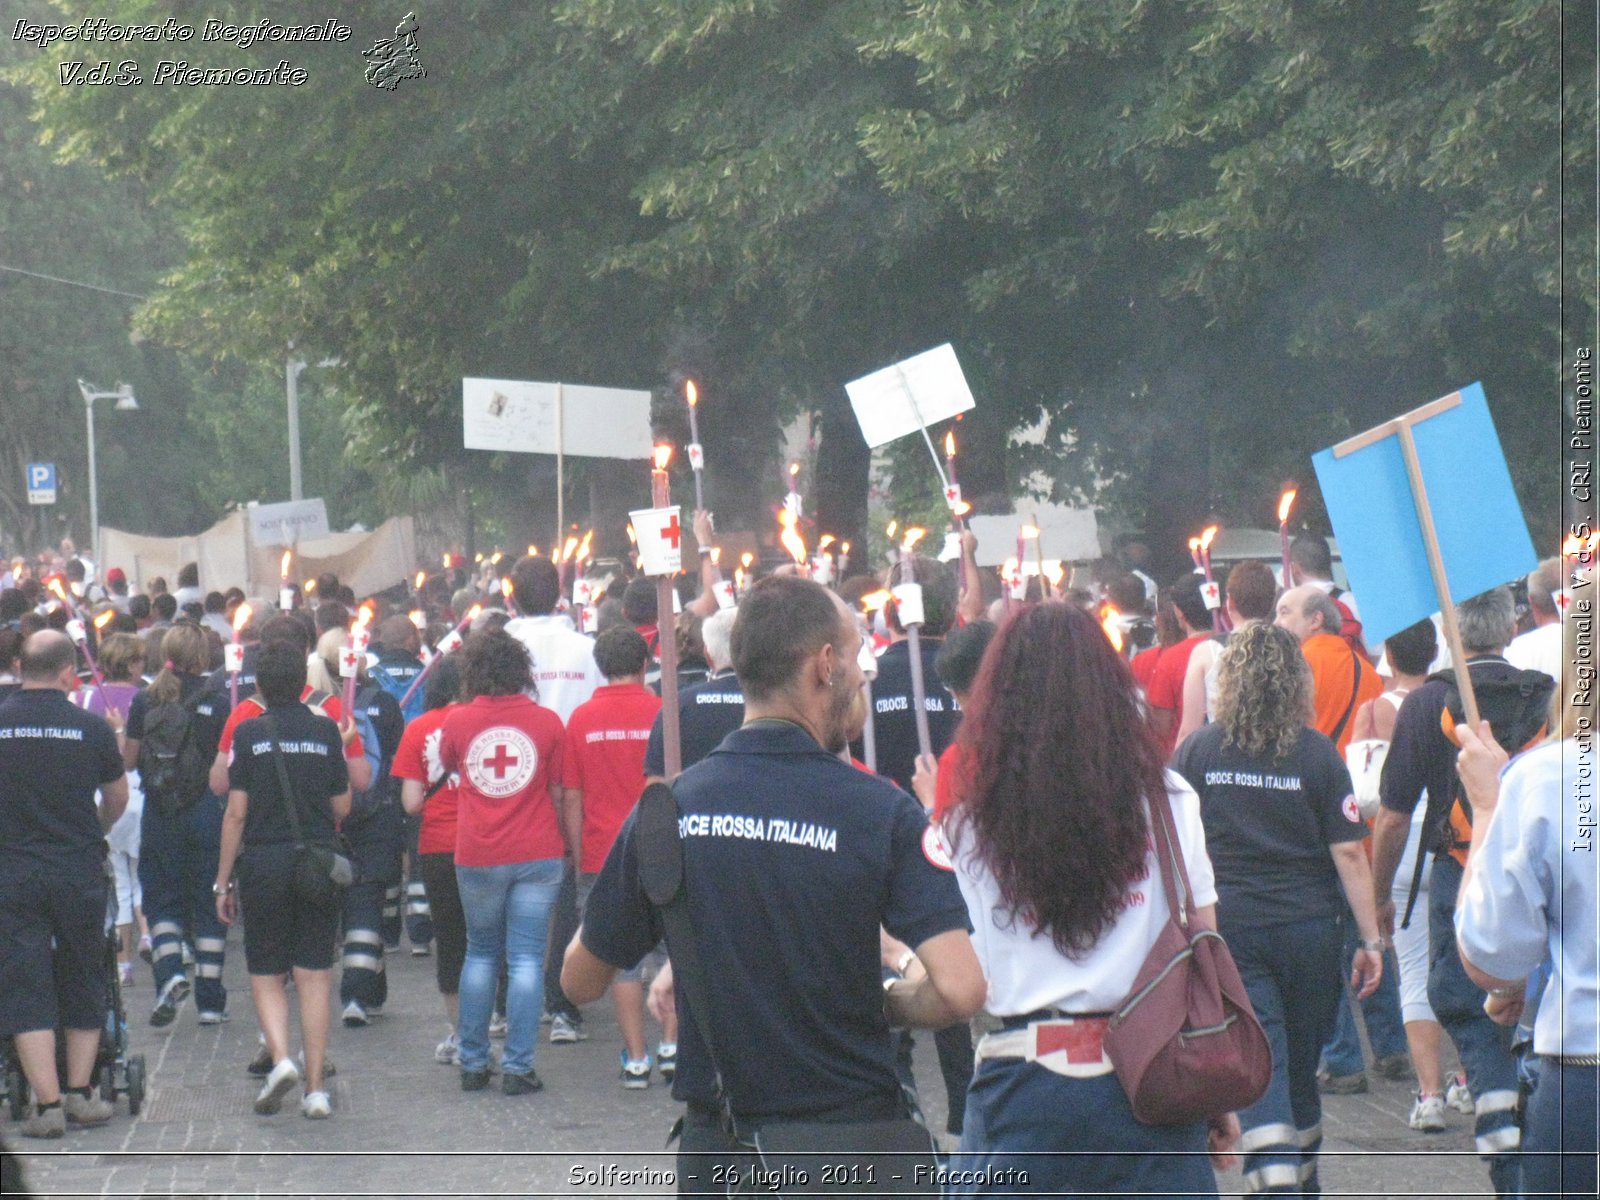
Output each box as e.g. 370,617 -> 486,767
126,1056 -> 146,1116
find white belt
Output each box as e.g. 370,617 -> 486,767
974,1017 -> 1114,1079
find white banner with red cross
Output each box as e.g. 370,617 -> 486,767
630,505 -> 684,577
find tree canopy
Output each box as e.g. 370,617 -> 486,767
13,0 -> 1584,574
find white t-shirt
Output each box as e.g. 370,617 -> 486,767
503,612 -> 604,724
1505,623 -> 1561,684
945,773 -> 1217,1016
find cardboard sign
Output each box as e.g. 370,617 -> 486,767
437,628 -> 464,657
279,587 -> 296,611
812,556 -> 835,586
463,377 -> 652,459
1200,581 -> 1222,611
845,344 -> 975,449
944,483 -> 963,510
687,443 -> 705,471
65,619 -> 86,643
713,579 -> 736,610
1312,383 -> 1537,645
225,643 -> 245,673
338,646 -> 361,679
630,505 -> 684,576
248,498 -> 330,547
573,577 -> 595,608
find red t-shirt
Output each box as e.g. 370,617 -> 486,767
560,683 -> 662,873
1130,646 -> 1163,693
218,685 -> 365,762
440,694 -> 566,868
1145,633 -> 1210,755
932,741 -> 968,822
391,705 -> 459,856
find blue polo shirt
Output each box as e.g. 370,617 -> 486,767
582,719 -> 971,1120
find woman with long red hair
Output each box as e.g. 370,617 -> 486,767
934,602 -> 1238,1197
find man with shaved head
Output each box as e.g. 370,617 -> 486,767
0,631 -> 129,1137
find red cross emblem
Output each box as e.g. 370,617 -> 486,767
340,647 -> 360,676
483,743 -> 520,779
660,513 -> 682,549
1035,1021 -> 1106,1065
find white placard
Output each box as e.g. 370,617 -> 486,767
66,618 -> 86,643
573,577 -> 595,607
351,626 -> 371,654
844,344 -> 976,449
812,557 -> 834,586
579,605 -> 598,633
630,506 -> 684,577
1200,581 -> 1222,611
713,580 -> 736,610
248,498 -> 330,547
279,587 -> 296,611
967,506 -> 1102,568
857,641 -> 879,681
225,643 -> 245,673
687,443 -> 705,470
944,483 -> 963,510
437,628 -> 464,656
672,588 -> 683,616
338,645 -> 361,678
891,583 -> 926,627
462,377 -> 653,459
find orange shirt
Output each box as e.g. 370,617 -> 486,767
1302,632 -> 1383,756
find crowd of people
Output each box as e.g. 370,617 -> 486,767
0,519 -> 1591,1199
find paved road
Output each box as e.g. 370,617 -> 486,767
9,930 -> 1493,1198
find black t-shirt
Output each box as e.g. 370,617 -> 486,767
0,688 -> 123,861
642,670 -> 745,776
126,672 -> 227,771
857,638 -> 960,793
1379,658 -> 1521,854
1173,723 -> 1366,929
582,720 -> 971,1120
228,702 -> 349,847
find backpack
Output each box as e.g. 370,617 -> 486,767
1399,663 -> 1555,927
1328,587 -> 1368,660
345,684 -> 390,824
138,691 -> 212,817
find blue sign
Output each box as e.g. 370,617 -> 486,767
1312,383 -> 1537,646
25,462 -> 56,505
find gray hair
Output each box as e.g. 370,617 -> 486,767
1456,587 -> 1515,653
1302,588 -> 1343,636
702,607 -> 737,671
1526,557 -> 1562,617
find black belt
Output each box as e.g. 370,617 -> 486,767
1000,1008 -> 1113,1031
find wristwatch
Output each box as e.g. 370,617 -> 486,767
211,881 -> 234,896
1358,939 -> 1385,952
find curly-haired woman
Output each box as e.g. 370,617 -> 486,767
1173,620 -> 1382,1195
934,602 -> 1238,1197
438,629 -> 569,1097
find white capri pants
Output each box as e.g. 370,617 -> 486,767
1390,815 -> 1434,1025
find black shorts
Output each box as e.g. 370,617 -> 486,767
0,854 -> 108,1035
238,846 -> 339,974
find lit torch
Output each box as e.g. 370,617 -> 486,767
398,603 -> 481,710
1100,603 -> 1125,654
685,380 -> 706,511
280,551 -> 295,611
1198,525 -> 1223,632
778,508 -> 808,572
228,602 -> 252,708
1278,487 -> 1298,586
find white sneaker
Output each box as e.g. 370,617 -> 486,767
300,1090 -> 332,1119
1446,1075 -> 1474,1114
549,1013 -> 587,1043
488,1011 -> 508,1038
1409,1092 -> 1447,1132
620,1052 -> 652,1089
435,1032 -> 460,1065
341,1000 -> 369,1028
253,1058 -> 301,1115
197,1010 -> 229,1025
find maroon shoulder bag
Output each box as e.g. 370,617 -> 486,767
1102,792 -> 1271,1126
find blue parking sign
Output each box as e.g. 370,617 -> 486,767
26,463 -> 56,505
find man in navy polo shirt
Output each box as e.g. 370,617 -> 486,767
0,631 -> 128,1137
563,576 -> 985,1195
642,607 -> 742,777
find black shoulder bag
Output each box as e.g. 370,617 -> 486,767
636,782 -> 940,1196
266,713 -> 354,911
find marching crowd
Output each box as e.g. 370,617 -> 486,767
0,522 -> 1591,1198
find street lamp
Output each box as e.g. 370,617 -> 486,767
285,351 -> 340,501
77,379 -> 138,571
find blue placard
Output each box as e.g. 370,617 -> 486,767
1311,383 -> 1537,646
25,462 -> 56,505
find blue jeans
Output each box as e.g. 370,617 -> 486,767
1228,914 -> 1344,1195
1427,856 -> 1521,1197
1320,900 -> 1408,1075
952,1059 -> 1216,1197
455,858 -> 562,1077
138,794 -> 227,1014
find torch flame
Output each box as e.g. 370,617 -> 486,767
560,536 -> 579,564
491,550 -> 504,565
625,523 -> 637,546
840,541 -> 851,554
1278,488 -> 1298,525
409,609 -> 425,631
886,520 -> 898,541
710,547 -> 722,566
740,551 -> 754,569
442,552 -> 451,568
231,603 -> 252,633
575,530 -> 593,564
1100,604 -> 1125,652
1187,537 -> 1201,555
944,431 -> 956,457
465,604 -> 483,622
1020,525 -> 1040,541
1199,525 -> 1219,553
653,444 -> 673,471
952,500 -> 973,517
305,579 -> 317,594
528,544 -> 539,557
280,550 -> 293,578
686,379 -> 698,408
778,508 -> 807,565
474,553 -> 484,564
859,590 -> 892,613
817,534 -> 836,551
94,608 -> 116,631
357,603 -> 375,630
1563,532 -> 1598,557
501,576 -> 515,601
789,462 -> 800,479
46,578 -> 69,604
415,570 -> 427,590
901,527 -> 927,554
1045,561 -> 1066,588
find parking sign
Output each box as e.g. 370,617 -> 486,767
26,463 -> 56,505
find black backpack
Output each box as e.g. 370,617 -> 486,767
1399,663 -> 1554,927
138,692 -> 212,818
